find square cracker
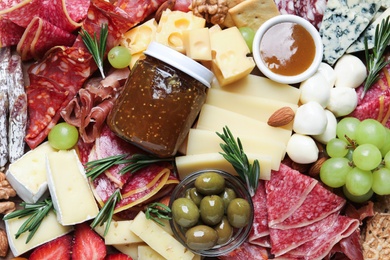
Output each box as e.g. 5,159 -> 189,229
222,0 -> 246,27
229,0 -> 280,31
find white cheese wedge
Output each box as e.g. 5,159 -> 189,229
94,220 -> 143,245
205,88 -> 297,130
175,152 -> 272,180
138,245 -> 166,260
211,74 -> 301,104
5,210 -> 73,256
129,211 -> 195,260
46,149 -> 99,226
196,104 -> 292,145
6,142 -> 56,203
186,128 -> 286,162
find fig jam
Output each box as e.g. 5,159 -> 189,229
108,42 -> 213,158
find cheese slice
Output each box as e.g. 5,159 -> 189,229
114,243 -> 145,260
130,211 -> 195,260
175,152 -> 272,180
196,104 -> 292,145
95,220 -> 143,245
6,142 -> 56,203
211,74 -> 301,104
186,128 -> 286,161
5,210 -> 73,256
46,149 -> 99,226
138,245 -> 166,260
206,88 -> 297,130
121,18 -> 158,55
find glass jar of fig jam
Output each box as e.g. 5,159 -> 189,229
107,42 -> 214,158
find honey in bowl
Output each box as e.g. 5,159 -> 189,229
259,22 -> 316,76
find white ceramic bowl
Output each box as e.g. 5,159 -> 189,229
252,14 -> 323,85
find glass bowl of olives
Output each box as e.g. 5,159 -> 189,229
169,169 -> 254,257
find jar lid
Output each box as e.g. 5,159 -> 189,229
144,41 -> 214,88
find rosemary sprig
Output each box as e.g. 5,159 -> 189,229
85,153 -> 173,180
362,16 -> 390,99
216,126 -> 260,197
145,202 -> 172,226
90,189 -> 122,236
79,23 -> 108,79
3,199 -> 53,243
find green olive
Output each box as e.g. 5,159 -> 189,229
171,198 -> 199,228
185,225 -> 218,250
219,187 -> 237,211
215,216 -> 233,245
194,172 -> 225,195
227,198 -> 251,228
199,195 -> 224,226
185,187 -> 203,207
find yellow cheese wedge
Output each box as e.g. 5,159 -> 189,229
212,74 -> 301,104
205,88 -> 297,130
196,104 -> 292,145
183,27 -> 212,61
186,128 -> 286,161
5,210 -> 73,256
121,18 -> 158,55
155,10 -> 206,53
175,152 -> 272,180
129,211 -> 195,260
46,149 -> 99,226
6,142 -> 56,203
210,27 -> 255,86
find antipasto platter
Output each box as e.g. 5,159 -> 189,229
0,0 -> 390,259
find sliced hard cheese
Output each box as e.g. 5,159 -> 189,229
114,243 -> 145,260
210,27 -> 255,86
186,128 -> 286,161
46,149 -> 99,226
183,27 -> 212,61
94,220 -> 143,245
155,9 -> 206,53
206,88 -> 297,130
6,142 -> 56,203
196,104 -> 292,145
212,74 -> 301,104
175,152 -> 272,180
5,210 -> 73,256
138,245 -> 166,260
130,211 -> 195,260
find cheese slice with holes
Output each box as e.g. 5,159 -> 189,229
5,210 -> 73,256
46,149 -> 99,226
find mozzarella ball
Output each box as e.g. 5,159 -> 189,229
286,134 -> 319,164
293,101 -> 328,135
313,109 -> 338,144
326,87 -> 358,117
317,62 -> 336,87
299,72 -> 331,107
334,54 -> 367,88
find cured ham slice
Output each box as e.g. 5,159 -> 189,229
266,164 -> 317,227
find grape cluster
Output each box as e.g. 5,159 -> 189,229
320,117 -> 390,203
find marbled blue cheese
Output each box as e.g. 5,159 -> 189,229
320,0 -> 380,65
347,7 -> 390,53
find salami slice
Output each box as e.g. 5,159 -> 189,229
249,180 -> 270,245
116,0 -> 166,25
7,53 -> 27,163
266,164 -> 318,227
0,47 -> 10,168
218,242 -> 269,260
0,18 -> 25,47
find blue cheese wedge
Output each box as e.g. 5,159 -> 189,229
5,210 -> 73,256
347,7 -> 390,53
6,142 -> 56,203
320,0 -> 380,65
46,149 -> 99,226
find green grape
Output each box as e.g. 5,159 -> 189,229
342,186 -> 373,203
336,117 -> 360,144
355,118 -> 386,149
345,167 -> 373,196
352,143 -> 382,171
384,150 -> 390,169
108,45 -> 132,69
326,138 -> 349,158
320,157 -> 352,188
345,149 -> 353,161
372,168 -> 390,195
48,122 -> 79,150
380,128 -> 390,156
238,27 -> 255,52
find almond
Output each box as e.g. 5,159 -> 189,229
308,157 -> 327,177
267,106 -> 295,127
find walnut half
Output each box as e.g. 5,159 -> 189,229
191,0 -> 229,25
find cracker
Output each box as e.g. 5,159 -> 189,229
229,0 -> 280,31
362,213 -> 390,260
222,0 -> 246,27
